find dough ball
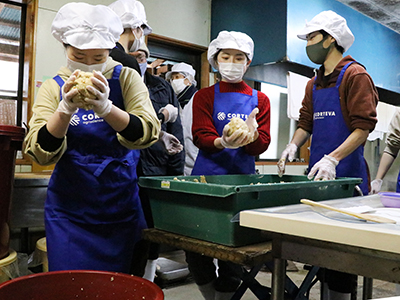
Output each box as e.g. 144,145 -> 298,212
71,71 -> 97,110
226,117 -> 249,137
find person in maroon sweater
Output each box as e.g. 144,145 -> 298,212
187,31 -> 271,300
278,11 -> 378,300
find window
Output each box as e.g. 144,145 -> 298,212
0,2 -> 23,126
258,82 -> 297,160
0,1 -> 37,167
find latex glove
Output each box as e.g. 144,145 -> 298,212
277,143 -> 298,177
245,107 -> 259,142
57,70 -> 81,115
159,131 -> 183,155
307,154 -> 339,181
370,179 -> 383,194
220,123 -> 251,149
85,70 -> 113,118
159,104 -> 178,123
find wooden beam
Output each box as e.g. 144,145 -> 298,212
148,33 -> 207,53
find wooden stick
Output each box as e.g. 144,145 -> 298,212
300,199 -> 396,224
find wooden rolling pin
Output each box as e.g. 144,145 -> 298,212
300,199 -> 396,224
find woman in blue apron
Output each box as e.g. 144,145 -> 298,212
187,31 -> 271,300
278,11 -> 378,300
24,3 -> 159,273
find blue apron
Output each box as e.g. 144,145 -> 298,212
46,65 -> 146,272
309,61 -> 368,195
191,83 -> 258,175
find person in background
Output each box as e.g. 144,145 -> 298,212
130,43 -> 184,281
108,0 -> 151,75
187,30 -> 271,300
278,10 -> 378,300
371,109 -> 400,194
109,0 -> 178,142
166,62 -> 199,175
23,3 -> 160,273
166,62 -> 198,109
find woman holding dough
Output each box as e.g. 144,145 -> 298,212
187,30 -> 271,299
23,3 -> 160,273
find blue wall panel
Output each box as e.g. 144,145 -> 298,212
288,0 -> 400,93
211,0 -> 287,66
211,0 -> 400,93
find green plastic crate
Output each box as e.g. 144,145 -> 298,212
139,174 -> 362,246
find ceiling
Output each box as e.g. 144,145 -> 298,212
337,0 -> 400,33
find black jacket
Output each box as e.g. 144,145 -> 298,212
110,42 -> 141,75
138,72 -> 185,176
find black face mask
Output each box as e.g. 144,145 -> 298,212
306,36 -> 334,64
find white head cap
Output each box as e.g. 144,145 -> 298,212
165,63 -> 197,87
51,3 -> 123,50
109,0 -> 152,35
207,31 -> 254,70
297,10 -> 354,52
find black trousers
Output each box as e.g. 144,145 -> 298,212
130,182 -> 160,276
185,251 -> 241,292
321,269 -> 358,294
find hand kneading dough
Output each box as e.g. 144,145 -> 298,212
226,117 -> 249,137
71,71 -> 97,110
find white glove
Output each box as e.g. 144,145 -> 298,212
245,107 -> 259,142
159,131 -> 183,155
277,143 -> 298,177
307,154 -> 339,181
220,123 -> 251,149
57,70 -> 81,115
370,179 -> 383,194
85,70 -> 112,118
159,104 -> 178,123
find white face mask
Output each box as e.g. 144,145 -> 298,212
218,62 -> 247,83
130,30 -> 144,52
67,57 -> 107,73
139,62 -> 147,77
171,78 -> 187,95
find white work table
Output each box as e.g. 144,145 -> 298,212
240,195 -> 400,300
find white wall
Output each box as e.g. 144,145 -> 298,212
35,0 -> 211,88
257,164 -> 308,176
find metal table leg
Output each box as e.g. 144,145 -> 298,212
271,257 -> 286,300
363,277 -> 373,300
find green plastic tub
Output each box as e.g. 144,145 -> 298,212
139,174 -> 362,246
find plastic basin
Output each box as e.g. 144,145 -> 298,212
139,174 -> 362,246
379,192 -> 400,208
0,270 -> 164,300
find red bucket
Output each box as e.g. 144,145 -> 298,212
0,270 -> 164,300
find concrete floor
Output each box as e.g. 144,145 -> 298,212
156,250 -> 400,300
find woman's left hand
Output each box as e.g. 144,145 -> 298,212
245,107 -> 259,142
85,70 -> 113,117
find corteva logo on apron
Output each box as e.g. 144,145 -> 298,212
69,112 -> 105,126
313,111 -> 336,120
217,111 -> 249,121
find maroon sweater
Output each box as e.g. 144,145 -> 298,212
192,80 -> 271,156
298,55 -> 378,133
